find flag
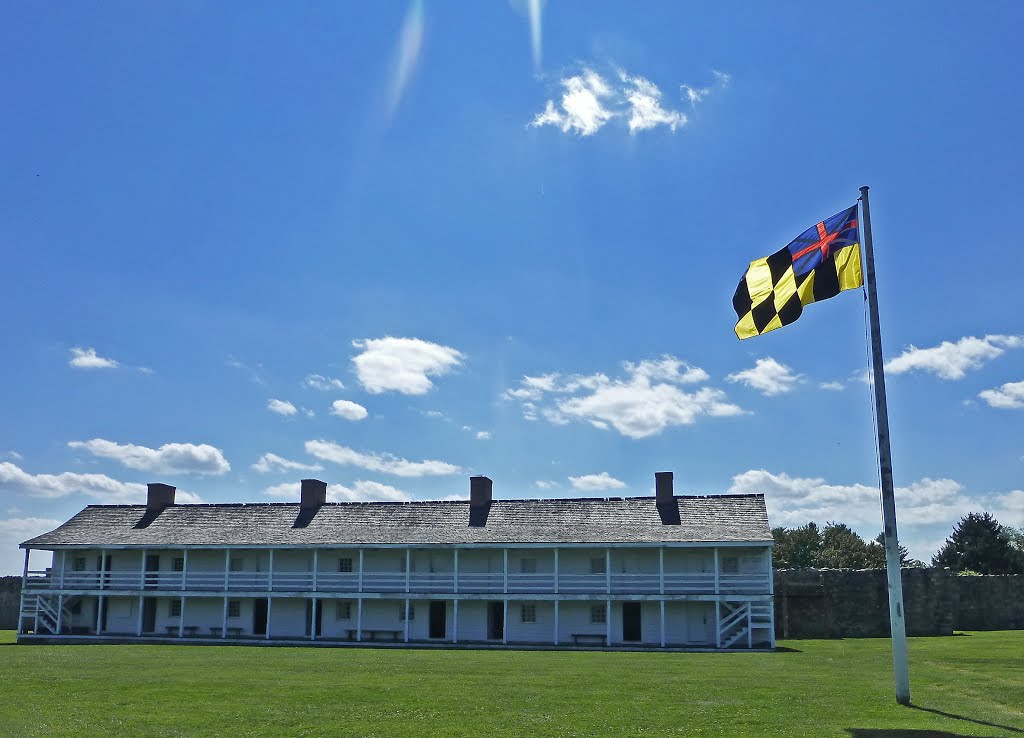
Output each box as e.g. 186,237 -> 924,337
733,205 -> 863,339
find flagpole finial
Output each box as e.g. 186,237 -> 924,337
859,185 -> 870,199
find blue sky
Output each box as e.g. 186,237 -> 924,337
2,1 -> 1022,573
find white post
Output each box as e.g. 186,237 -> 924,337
405,549 -> 411,594
358,548 -> 364,593
266,597 -> 272,640
312,549 -> 319,593
99,549 -> 106,590
56,593 -> 64,636
605,548 -> 611,594
178,596 -> 185,638
136,595 -> 144,636
553,548 -> 559,595
713,548 -> 720,594
453,598 -> 459,644
181,549 -> 189,591
660,600 -> 666,648
268,549 -> 275,592
768,548 -> 777,650
404,599 -> 410,643
554,600 -> 559,645
356,597 -> 363,642
97,595 -> 105,635
453,549 -> 459,595
18,549 -> 28,635
606,600 -> 612,646
140,549 -> 147,590
715,601 -> 721,649
502,599 -> 508,645
503,548 -> 509,594
58,550 -> 66,590
659,547 -> 665,595
221,596 -> 228,638
223,549 -> 230,591
310,598 -> 317,641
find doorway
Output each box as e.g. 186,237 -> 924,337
487,601 -> 504,640
429,601 -> 446,639
144,555 -> 160,590
253,599 -> 268,636
622,602 -> 642,642
304,599 -> 322,637
142,598 -> 157,633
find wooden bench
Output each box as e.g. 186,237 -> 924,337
571,633 -> 607,646
345,628 -> 403,642
165,625 -> 199,636
209,626 -> 245,637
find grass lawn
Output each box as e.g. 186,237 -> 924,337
0,631 -> 1022,737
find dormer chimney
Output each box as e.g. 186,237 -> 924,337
470,475 -> 492,508
655,471 -> 674,506
146,483 -> 176,512
300,479 -> 328,510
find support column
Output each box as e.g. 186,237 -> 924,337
605,548 -> 611,594
553,548 -> 559,595
56,594 -> 64,636
268,549 -> 275,593
356,597 -> 363,642
140,549 -> 147,590
453,598 -> 459,644
606,600 -> 612,646
358,548 -> 364,593
96,595 -> 105,636
178,596 -> 185,638
266,597 -> 273,640
503,548 -> 509,594
312,549 -> 319,592
310,598 -> 317,641
223,549 -> 230,591
502,599 -> 508,645
767,548 -> 777,650
553,600 -> 559,645
58,550 -> 66,590
714,601 -> 721,649
453,549 -> 459,595
659,547 -> 665,595
713,548 -> 720,594
221,596 -> 228,638
99,549 -> 107,590
18,549 -> 28,635
405,549 -> 411,595
403,599 -> 410,643
136,595 -> 144,636
181,549 -> 189,591
660,600 -> 666,648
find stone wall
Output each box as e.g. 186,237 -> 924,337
0,576 -> 22,630
775,568 -> 1024,638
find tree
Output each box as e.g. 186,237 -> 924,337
819,523 -> 881,569
771,522 -> 821,569
771,522 -> 921,569
931,513 -> 1024,575
872,533 -> 925,568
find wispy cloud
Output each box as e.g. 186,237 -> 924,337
503,355 -> 741,439
69,347 -> 118,370
304,374 -> 345,392
569,472 -> 627,491
305,440 -> 461,478
620,73 -> 687,133
386,0 -> 425,118
979,380 -> 1024,409
0,462 -> 202,503
681,69 -> 730,106
534,480 -> 560,490
819,381 -> 845,391
727,358 -> 802,396
886,334 -> 1022,380
67,439 -> 230,476
331,399 -> 369,421
267,398 -> 298,417
475,431 -> 491,440
264,480 -> 411,503
251,453 -> 324,474
351,336 -> 464,395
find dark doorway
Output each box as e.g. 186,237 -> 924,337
99,598 -> 108,632
429,601 -> 446,639
487,601 -> 504,640
623,602 -> 642,642
142,598 -> 157,633
305,599 -> 322,637
144,555 -> 160,590
98,554 -> 111,587
253,599 -> 268,635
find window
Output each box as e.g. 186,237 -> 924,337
521,603 -> 536,623
590,556 -> 607,575
520,558 -> 537,574
229,558 -> 243,572
336,602 -> 352,621
72,557 -> 86,572
399,604 -> 415,621
590,605 -> 606,624
170,600 -> 182,617
227,600 -> 241,618
173,558 -> 185,572
339,557 -> 353,573
722,557 -> 739,574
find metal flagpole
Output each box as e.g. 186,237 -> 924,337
859,185 -> 911,705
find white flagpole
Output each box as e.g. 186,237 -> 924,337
859,185 -> 911,705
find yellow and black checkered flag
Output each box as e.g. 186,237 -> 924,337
733,205 -> 864,339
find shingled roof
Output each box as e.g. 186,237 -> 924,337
21,494 -> 771,548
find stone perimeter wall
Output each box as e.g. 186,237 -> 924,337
0,577 -> 21,630
774,568 -> 1024,638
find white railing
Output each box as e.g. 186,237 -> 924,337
31,568 -> 771,595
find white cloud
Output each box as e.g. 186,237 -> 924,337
264,480 -> 411,503
267,399 -> 298,417
304,374 -> 345,392
978,380 -> 1024,409
681,69 -> 730,106
69,347 -> 118,370
503,355 -> 741,439
727,358 -> 801,396
67,439 -> 230,475
0,462 -> 202,504
6,451 -> 23,460
331,400 -> 369,421
531,66 -> 687,136
251,453 -> 324,474
475,431 -> 491,440
534,480 -> 560,490
0,517 -> 63,574
819,381 -> 845,391
351,337 -> 464,395
621,74 -> 687,133
569,472 -> 627,491
885,334 -> 1022,380
305,440 -> 461,478
385,0 -> 424,118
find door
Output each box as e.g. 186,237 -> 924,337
253,599 -> 268,635
429,601 -> 446,639
144,555 -> 160,590
487,601 -> 504,640
142,598 -> 157,633
623,602 -> 642,642
304,599 -> 322,637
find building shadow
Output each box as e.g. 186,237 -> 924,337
772,646 -> 802,653
847,730 -> 975,737
906,704 -> 1023,733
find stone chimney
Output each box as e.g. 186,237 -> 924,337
146,483 -> 176,512
300,479 -> 328,510
655,471 -> 674,506
470,475 -> 492,508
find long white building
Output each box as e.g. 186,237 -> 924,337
18,473 -> 775,650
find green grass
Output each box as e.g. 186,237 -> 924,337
0,631 -> 1022,737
